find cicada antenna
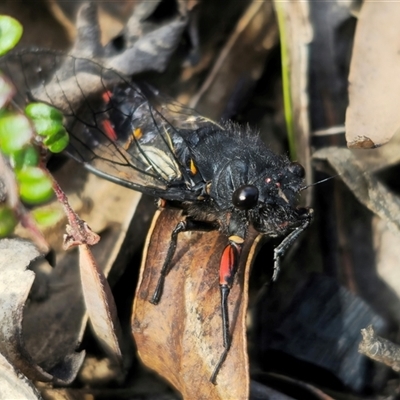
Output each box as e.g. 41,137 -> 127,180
300,174 -> 339,191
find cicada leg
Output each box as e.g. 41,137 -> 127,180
150,218 -> 218,305
211,236 -> 244,384
273,208 -> 313,281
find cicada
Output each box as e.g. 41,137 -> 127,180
1,51 -> 313,381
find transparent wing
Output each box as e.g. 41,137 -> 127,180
0,50 -> 222,200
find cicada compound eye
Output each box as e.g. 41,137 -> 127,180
288,161 -> 305,178
232,185 -> 259,210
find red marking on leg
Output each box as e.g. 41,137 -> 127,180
219,241 -> 243,287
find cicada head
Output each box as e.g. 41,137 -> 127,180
248,160 -> 311,236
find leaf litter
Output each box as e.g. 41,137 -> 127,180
2,0 -> 400,399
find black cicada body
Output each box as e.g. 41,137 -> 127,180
2,52 -> 312,382
67,80 -> 313,377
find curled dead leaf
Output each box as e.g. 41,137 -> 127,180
79,244 -> 123,369
0,238 -> 85,384
132,209 -> 261,400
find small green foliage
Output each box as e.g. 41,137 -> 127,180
0,112 -> 33,155
25,103 -> 69,153
0,15 -> 70,237
43,128 -> 69,153
16,166 -> 53,204
0,15 -> 64,237
25,103 -> 63,121
32,207 -> 63,228
0,206 -> 17,237
0,16 -> 23,56
275,2 -> 296,160
9,145 -> 39,170
30,118 -> 62,137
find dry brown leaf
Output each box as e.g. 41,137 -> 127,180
0,352 -> 41,400
313,147 -> 400,235
346,2 -> 400,148
132,209 -> 261,400
0,238 -> 85,384
79,244 -> 123,367
21,250 -> 87,378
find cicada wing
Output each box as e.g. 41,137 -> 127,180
64,84 -> 184,191
135,82 -> 224,133
0,50 -> 204,199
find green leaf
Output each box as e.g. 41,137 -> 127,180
0,16 -> 23,56
25,103 -> 63,121
10,146 -> 39,170
32,207 -> 63,228
275,1 -> 296,160
0,206 -> 17,237
0,112 -> 33,155
43,128 -> 69,153
31,117 -> 64,138
16,166 -> 53,204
